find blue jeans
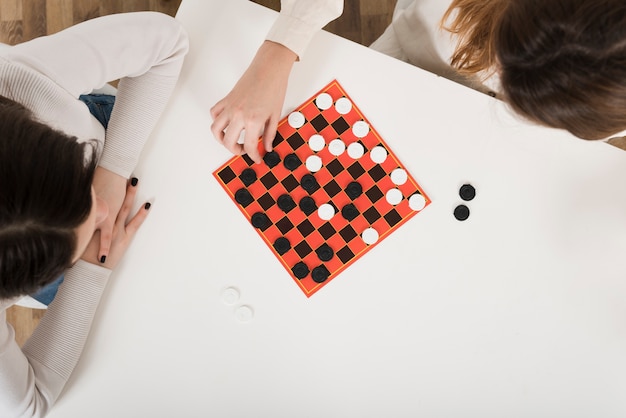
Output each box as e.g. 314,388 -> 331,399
31,93 -> 116,306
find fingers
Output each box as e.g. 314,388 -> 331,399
262,117 -> 278,153
98,222 -> 112,263
114,178 -> 150,239
124,202 -> 151,236
242,126 -> 263,164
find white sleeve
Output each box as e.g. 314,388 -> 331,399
0,261 -> 112,418
6,12 -> 189,178
266,0 -> 344,59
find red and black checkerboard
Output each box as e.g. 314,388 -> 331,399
214,80 -> 430,297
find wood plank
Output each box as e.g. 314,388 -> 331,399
6,306 -> 45,347
72,0 -> 99,24
22,0 -> 47,41
0,20 -> 24,44
46,0 -> 72,35
0,0 -> 23,22
150,0 -> 180,16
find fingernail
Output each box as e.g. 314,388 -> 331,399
100,255 -> 106,263
144,202 -> 152,210
131,177 -> 139,186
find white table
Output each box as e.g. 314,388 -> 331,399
50,1 -> 626,417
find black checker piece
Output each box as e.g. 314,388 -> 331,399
301,174 -> 320,193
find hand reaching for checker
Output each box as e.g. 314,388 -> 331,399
210,41 -> 297,163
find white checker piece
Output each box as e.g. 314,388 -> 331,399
318,203 -> 336,221
347,142 -> 365,159
409,193 -> 427,211
370,146 -> 387,164
335,97 -> 352,115
385,188 -> 403,206
352,121 -> 370,138
361,228 -> 379,245
315,92 -> 333,110
390,168 -> 408,185
235,305 -> 254,323
221,287 -> 240,305
306,155 -> 323,172
288,111 -> 305,129
329,139 -> 346,156
308,134 -> 325,152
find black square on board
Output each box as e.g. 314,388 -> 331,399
337,246 -> 355,263
311,114 -> 329,131
258,193 -> 276,210
318,222 -> 337,240
297,219 -> 315,237
294,241 -> 313,258
287,132 -> 305,150
331,117 -> 350,135
347,162 -> 366,179
365,186 -> 384,203
276,216 -> 295,234
260,172 -> 279,189
217,166 -> 236,184
363,206 -> 382,223
242,154 -> 255,166
281,174 -> 299,192
339,225 -> 358,242
326,159 -> 344,176
272,132 -> 285,147
384,209 -> 403,227
323,179 -> 342,197
368,165 -> 387,182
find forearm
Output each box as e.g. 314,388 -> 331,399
266,0 -> 344,58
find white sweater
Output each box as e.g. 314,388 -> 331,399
0,12 -> 188,417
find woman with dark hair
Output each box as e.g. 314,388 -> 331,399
0,12 -> 188,417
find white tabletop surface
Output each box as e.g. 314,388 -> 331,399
50,0 -> 626,417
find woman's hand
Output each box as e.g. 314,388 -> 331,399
210,40 -> 297,164
81,177 -> 150,269
91,166 -> 130,263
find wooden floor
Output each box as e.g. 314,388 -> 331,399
2,0 -> 397,346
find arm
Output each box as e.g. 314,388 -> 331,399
7,12 -> 189,261
0,181 -> 149,417
210,0 -> 343,163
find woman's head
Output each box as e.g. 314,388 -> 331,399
444,0 -> 626,140
0,96 -> 99,299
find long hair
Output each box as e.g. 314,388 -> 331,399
0,96 -> 98,299
443,0 -> 626,140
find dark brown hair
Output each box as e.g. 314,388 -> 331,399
0,96 -> 98,299
443,0 -> 626,140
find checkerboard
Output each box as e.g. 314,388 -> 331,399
214,80 -> 430,296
